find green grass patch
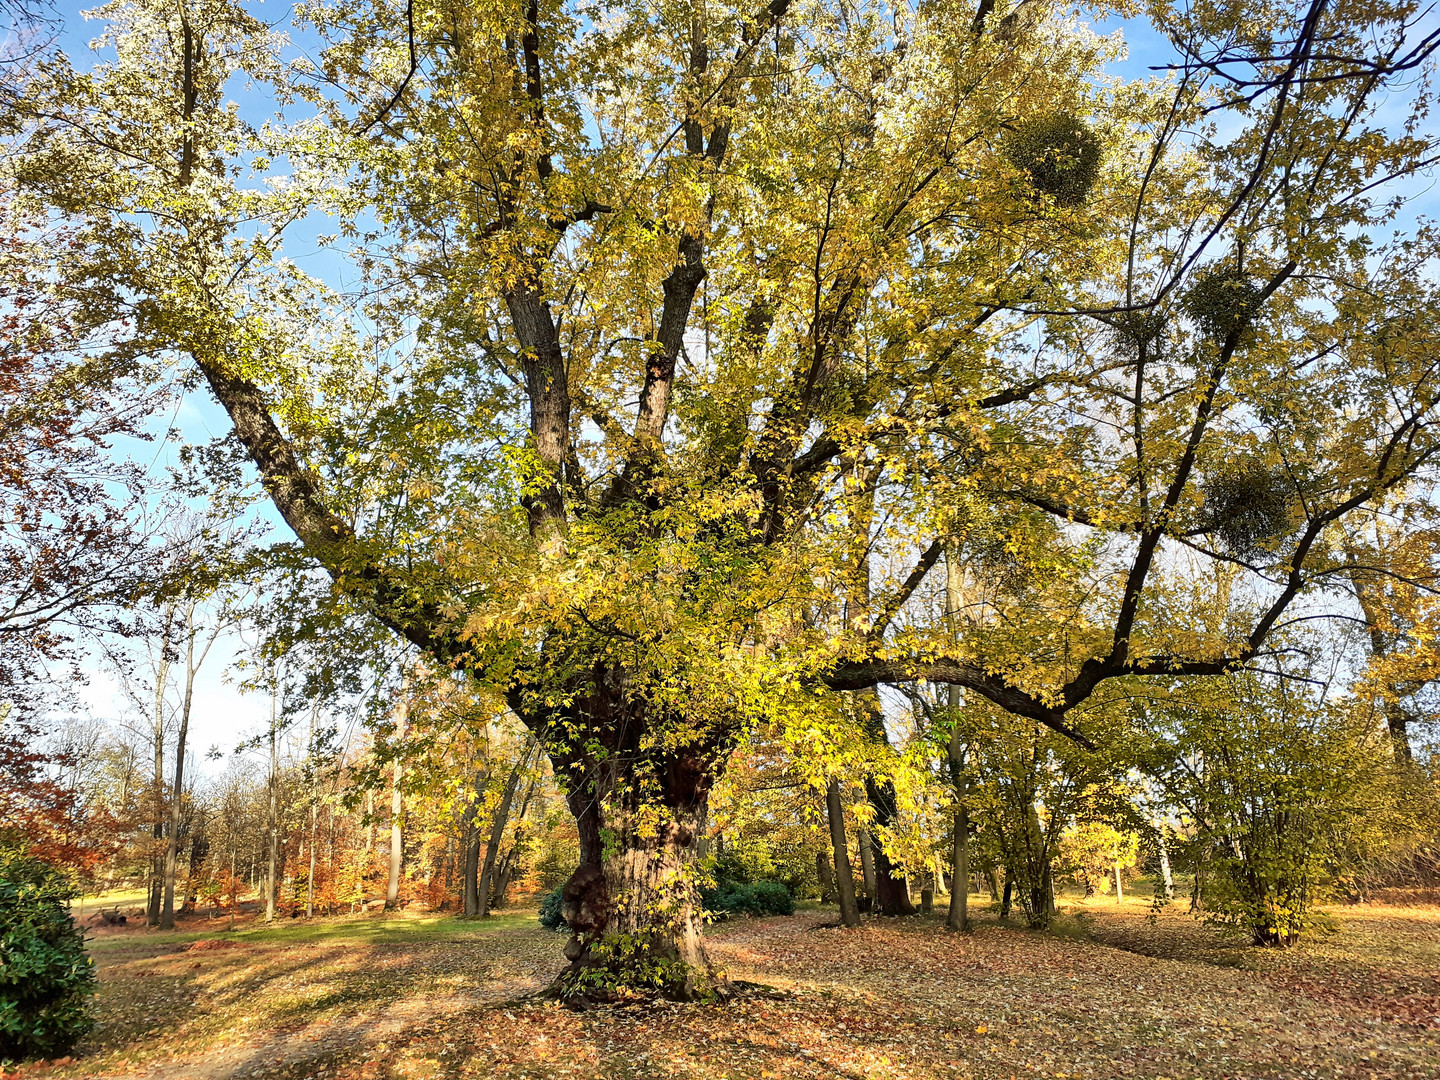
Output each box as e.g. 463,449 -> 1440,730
85,909 -> 539,958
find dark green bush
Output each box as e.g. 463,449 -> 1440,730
538,884 -> 568,931
702,880 -> 795,919
0,849 -> 95,1063
707,838 -> 818,899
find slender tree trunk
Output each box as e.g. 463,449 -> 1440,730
386,696 -> 406,910
1192,756 -> 1208,911
696,808 -> 711,862
479,740 -> 533,917
327,803 -> 336,914
163,605 -> 211,930
1114,861 -> 1123,905
944,547 -> 970,931
864,776 -> 917,916
302,704 -> 318,918
159,654 -> 192,929
816,849 -> 835,902
186,807 -> 207,911
461,787 -> 482,916
148,638 -> 172,927
306,799 -> 317,918
842,455 -> 915,917
858,826 -> 877,901
854,691 -> 915,917
493,850 -> 517,908
947,799 -> 970,931
1350,561 -> 1415,762
386,766 -> 403,910
365,789 -> 375,854
1158,831 -> 1174,901
494,774 -> 539,908
265,690 -> 279,924
825,778 -> 860,926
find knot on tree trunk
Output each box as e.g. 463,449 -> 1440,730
561,862 -> 609,936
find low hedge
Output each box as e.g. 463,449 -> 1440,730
537,878 -> 796,929
702,880 -> 794,918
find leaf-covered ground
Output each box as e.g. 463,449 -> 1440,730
7,897 -> 1438,1080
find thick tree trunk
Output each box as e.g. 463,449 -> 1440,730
1157,832 -> 1174,901
558,795 -> 717,1002
545,684 -> 731,1004
864,778 -> 916,916
825,778 -> 860,926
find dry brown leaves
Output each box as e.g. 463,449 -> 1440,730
5,900 -> 1438,1080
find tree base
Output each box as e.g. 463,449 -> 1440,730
538,970 -> 797,1011
1251,928 -> 1301,948
546,931 -> 732,1007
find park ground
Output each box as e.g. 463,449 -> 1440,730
4,894 -> 1439,1080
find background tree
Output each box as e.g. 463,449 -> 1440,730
1139,674 -> 1412,945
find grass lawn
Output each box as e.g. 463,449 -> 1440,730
71,890 -> 151,921
5,895 -> 1437,1080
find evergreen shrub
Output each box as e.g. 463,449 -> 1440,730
538,884 -> 568,931
702,880 -> 795,918
0,849 -> 95,1063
